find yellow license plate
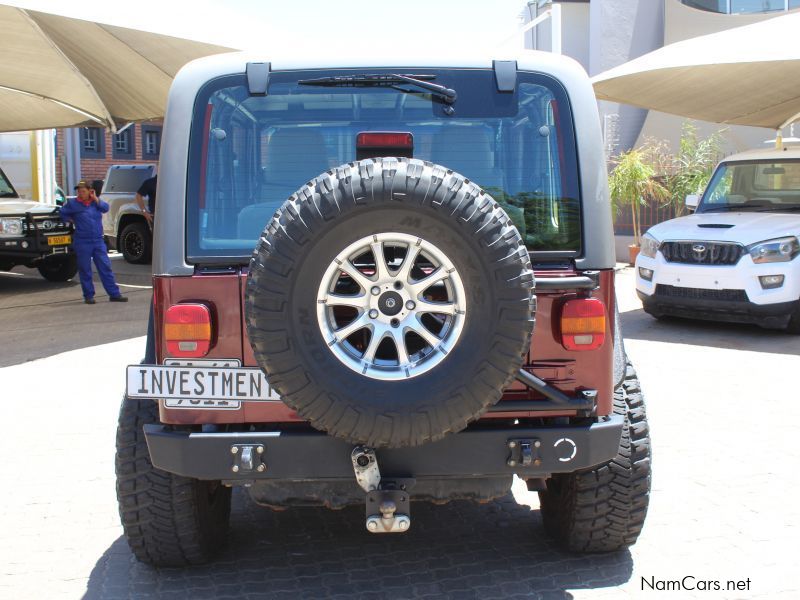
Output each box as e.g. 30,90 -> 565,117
47,235 -> 71,246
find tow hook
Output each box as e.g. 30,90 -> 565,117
230,444 -> 266,474
351,446 -> 414,534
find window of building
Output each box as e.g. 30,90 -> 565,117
682,0 -> 727,11
141,125 -> 162,158
112,128 -> 135,159
80,127 -> 104,158
684,0 -> 795,12
730,0 -> 784,12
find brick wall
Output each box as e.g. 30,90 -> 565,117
55,122 -> 161,189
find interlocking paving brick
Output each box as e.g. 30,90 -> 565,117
1,270 -> 798,599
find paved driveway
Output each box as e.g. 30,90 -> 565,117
0,267 -> 797,599
0,254 -> 151,366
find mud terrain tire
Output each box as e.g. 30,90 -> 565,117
246,158 -> 535,448
538,360 -> 651,552
115,395 -> 231,566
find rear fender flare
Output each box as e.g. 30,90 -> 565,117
612,300 -> 627,390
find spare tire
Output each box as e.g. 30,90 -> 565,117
246,158 -> 535,448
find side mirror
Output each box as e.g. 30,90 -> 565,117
685,194 -> 699,210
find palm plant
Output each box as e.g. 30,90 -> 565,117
667,122 -> 724,216
608,146 -> 669,247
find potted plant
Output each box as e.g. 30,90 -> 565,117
608,146 -> 668,264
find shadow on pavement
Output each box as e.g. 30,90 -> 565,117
0,263 -> 151,366
84,490 -> 632,599
620,308 -> 799,356
0,271 -> 80,304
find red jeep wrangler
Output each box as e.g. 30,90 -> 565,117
118,54 -> 651,567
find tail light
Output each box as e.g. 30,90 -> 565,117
560,298 -> 606,351
164,303 -> 212,357
356,131 -> 414,160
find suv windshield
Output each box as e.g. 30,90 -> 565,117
699,159 -> 800,213
0,168 -> 17,198
187,69 -> 581,261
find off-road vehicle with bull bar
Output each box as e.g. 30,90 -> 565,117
0,165 -> 76,281
118,51 -> 651,566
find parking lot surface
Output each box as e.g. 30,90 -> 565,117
0,266 -> 797,599
0,254 -> 151,367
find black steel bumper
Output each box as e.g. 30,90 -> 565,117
144,415 -> 624,482
0,236 -> 72,263
638,290 -> 798,329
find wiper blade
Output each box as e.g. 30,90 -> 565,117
698,205 -> 742,212
298,73 -> 457,105
756,205 -> 800,212
699,204 -> 766,212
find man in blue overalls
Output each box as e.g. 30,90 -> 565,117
60,180 -> 128,304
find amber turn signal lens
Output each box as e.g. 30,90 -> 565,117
164,303 -> 212,358
560,298 -> 606,351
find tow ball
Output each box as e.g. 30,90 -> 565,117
351,446 -> 414,534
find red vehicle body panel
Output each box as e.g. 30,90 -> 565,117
157,269 -> 615,425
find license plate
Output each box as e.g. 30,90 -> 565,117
47,235 -> 71,246
126,359 -> 281,410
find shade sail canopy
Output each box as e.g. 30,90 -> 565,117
592,11 -> 800,131
0,4 -> 234,132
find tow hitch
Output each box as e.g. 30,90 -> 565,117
351,446 -> 413,533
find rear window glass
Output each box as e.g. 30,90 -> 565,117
103,166 -> 155,193
186,69 -> 581,261
754,161 -> 800,191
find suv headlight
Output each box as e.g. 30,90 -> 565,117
747,236 -> 800,264
0,217 -> 23,237
640,233 -> 660,259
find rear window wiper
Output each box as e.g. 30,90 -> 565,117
298,73 -> 457,109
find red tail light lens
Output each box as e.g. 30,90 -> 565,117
356,131 -> 414,160
560,298 -> 606,351
164,303 -> 212,357
356,132 -> 413,148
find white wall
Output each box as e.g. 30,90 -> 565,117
634,0 -> 786,155
0,131 -> 58,203
0,132 -> 33,199
590,0 -> 666,155
529,2 -> 591,72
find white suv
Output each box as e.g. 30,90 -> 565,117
635,147 -> 800,333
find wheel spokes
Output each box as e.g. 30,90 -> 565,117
362,325 -> 387,363
318,232 -> 466,380
415,298 -> 457,316
333,313 -> 369,342
409,268 -> 450,297
408,319 -> 442,349
396,242 -> 422,284
322,293 -> 369,309
338,261 -> 373,292
370,240 -> 391,281
390,329 -> 410,365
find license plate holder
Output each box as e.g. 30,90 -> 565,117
47,235 -> 71,246
126,359 -> 281,410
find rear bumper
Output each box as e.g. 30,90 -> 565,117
637,289 -> 798,328
144,415 -> 624,481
